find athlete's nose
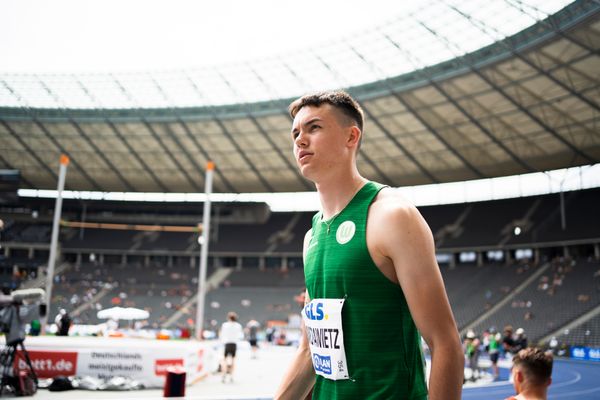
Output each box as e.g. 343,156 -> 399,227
295,131 -> 308,148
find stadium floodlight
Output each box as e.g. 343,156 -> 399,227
43,154 -> 69,333
195,162 -> 215,341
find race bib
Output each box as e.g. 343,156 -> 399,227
302,298 -> 349,380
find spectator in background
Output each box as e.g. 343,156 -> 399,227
246,319 -> 260,359
502,325 -> 516,356
514,328 -> 528,353
464,330 -> 481,382
505,348 -> 553,400
55,309 -> 71,336
219,311 -> 244,383
487,328 -> 501,380
29,319 -> 41,336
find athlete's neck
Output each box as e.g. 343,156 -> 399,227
515,387 -> 548,400
315,172 -> 367,220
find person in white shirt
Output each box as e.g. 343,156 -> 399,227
219,311 -> 244,383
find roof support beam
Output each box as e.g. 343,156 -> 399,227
2,82 -> 103,190
442,81 -> 549,161
141,120 -> 202,191
347,47 -> 485,181
77,80 -> 170,192
40,80 -> 137,192
0,151 -> 35,188
389,92 -> 486,179
67,118 -> 136,191
1,120 -> 59,187
216,116 -> 275,192
504,0 -> 600,55
212,117 -> 275,192
538,49 -> 599,83
151,77 -> 227,192
104,120 -> 170,192
490,67 -> 600,147
476,68 -> 597,164
447,2 -> 600,113
186,74 -> 275,192
381,33 -> 536,173
474,70 -> 598,164
182,74 -> 238,192
30,80 -> 105,191
32,120 -> 103,191
112,77 -> 201,192
418,19 -> 598,165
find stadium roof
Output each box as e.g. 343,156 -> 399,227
0,0 -> 599,193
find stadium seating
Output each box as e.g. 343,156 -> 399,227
1,189 -> 598,344
441,261 -> 538,328
470,258 -> 600,344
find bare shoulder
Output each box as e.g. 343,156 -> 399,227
368,188 -> 433,252
303,228 -> 313,247
302,228 -> 313,258
369,187 -> 423,224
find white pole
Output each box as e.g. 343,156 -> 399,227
195,161 -> 214,340
43,154 -> 69,333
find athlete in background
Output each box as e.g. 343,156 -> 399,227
220,311 -> 244,383
505,348 -> 553,400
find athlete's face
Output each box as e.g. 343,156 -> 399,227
291,104 -> 355,181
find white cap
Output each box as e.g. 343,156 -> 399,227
516,328 -> 524,335
466,330 -> 475,339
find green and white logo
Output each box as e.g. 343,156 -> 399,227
336,221 -> 355,245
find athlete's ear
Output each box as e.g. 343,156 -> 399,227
516,370 -> 524,384
347,126 -> 361,148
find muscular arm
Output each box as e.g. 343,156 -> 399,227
274,301 -> 315,400
372,198 -> 463,400
274,230 -> 315,400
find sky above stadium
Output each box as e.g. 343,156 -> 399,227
1,0 -> 405,73
1,0 -> 573,74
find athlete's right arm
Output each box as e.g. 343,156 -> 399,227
274,291 -> 314,400
274,230 -> 315,400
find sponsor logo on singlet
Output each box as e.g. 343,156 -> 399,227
312,353 -> 332,375
304,302 -> 326,320
336,221 -> 355,245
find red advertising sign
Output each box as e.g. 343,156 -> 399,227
17,350 -> 78,378
154,359 -> 184,376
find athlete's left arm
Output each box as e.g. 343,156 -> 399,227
375,200 -> 464,400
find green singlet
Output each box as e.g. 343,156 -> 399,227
304,181 -> 428,399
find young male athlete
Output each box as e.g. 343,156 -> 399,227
506,348 -> 553,400
275,91 -> 463,399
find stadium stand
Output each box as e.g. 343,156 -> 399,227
441,261 -> 539,328
0,188 -> 599,344
471,258 -> 600,344
564,313 -> 600,348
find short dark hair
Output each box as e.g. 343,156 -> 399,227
288,91 -> 364,133
227,312 -> 238,322
513,348 -> 553,385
